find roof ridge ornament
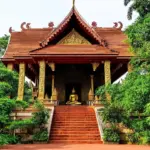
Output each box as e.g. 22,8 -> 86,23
9,27 -> 14,34
20,22 -> 32,30
73,0 -> 75,7
113,21 -> 123,30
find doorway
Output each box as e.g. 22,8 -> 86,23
65,83 -> 81,103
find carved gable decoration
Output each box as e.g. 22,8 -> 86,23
57,29 -> 91,45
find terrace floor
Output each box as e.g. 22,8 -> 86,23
1,144 -> 150,150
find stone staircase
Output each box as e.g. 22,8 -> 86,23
49,106 -> 103,144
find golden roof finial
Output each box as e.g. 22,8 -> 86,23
73,0 -> 75,7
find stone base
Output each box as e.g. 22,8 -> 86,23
66,101 -> 81,105
66,103 -> 82,106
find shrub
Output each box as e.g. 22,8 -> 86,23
32,101 -> 49,127
126,133 -> 139,144
8,119 -> 34,130
0,134 -> 19,146
103,128 -> 120,143
32,129 -> 48,142
140,131 -> 150,145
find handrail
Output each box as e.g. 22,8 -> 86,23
47,106 -> 54,138
94,107 -> 105,141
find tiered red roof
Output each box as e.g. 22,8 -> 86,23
2,6 -> 133,63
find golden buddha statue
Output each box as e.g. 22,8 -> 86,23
66,88 -> 81,105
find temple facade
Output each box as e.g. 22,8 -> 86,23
2,5 -> 133,105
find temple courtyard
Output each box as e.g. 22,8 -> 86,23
1,144 -> 150,150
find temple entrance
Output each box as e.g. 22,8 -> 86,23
65,83 -> 81,104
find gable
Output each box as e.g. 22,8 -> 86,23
57,29 -> 91,45
39,7 -> 103,47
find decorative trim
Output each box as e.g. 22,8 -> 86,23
7,63 -> 13,71
92,63 -> 100,71
17,63 -> 25,100
57,29 -> 91,45
48,63 -> 55,71
38,61 -> 46,100
104,61 -> 111,85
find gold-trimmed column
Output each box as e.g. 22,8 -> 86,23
17,63 -> 25,100
104,61 -> 111,101
7,63 -> 13,71
128,62 -> 133,73
38,61 -> 46,100
104,60 -> 111,85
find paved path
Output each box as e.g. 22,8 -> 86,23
1,144 -> 150,150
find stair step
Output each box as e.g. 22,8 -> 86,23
49,106 -> 102,144
50,134 -> 100,138
50,137 -> 100,140
51,128 -> 99,131
52,121 -> 97,123
52,122 -> 98,125
53,114 -> 96,116
50,140 -> 103,144
51,131 -> 99,134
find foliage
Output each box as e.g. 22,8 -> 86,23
0,134 -> 8,146
6,101 -> 49,144
0,64 -> 18,98
126,133 -> 139,144
0,134 -> 19,146
140,131 -> 150,145
0,82 -> 12,97
97,0 -> 150,143
103,127 -> 120,143
124,0 -> 150,20
0,34 -> 9,57
32,129 -> 48,142
8,119 -> 34,130
15,100 -> 29,110
100,103 -> 128,125
126,14 -> 150,60
32,101 -> 49,127
0,98 -> 16,131
24,82 -> 32,103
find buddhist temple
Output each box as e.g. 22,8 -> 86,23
2,2 -> 133,106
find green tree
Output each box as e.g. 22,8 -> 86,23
124,0 -> 150,20
97,1 -> 150,144
0,34 -> 32,146
0,35 -> 9,57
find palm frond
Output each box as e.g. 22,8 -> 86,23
124,0 -> 132,6
127,4 -> 134,20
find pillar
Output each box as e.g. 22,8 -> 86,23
17,63 -> 25,100
104,60 -> 111,101
7,63 -> 13,71
128,62 -> 133,73
104,60 -> 111,85
38,61 -> 46,100
52,75 -> 55,94
90,75 -> 94,94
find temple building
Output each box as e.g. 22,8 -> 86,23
2,3 -> 133,105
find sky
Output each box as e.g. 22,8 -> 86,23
0,0 -> 138,36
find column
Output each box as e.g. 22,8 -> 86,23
90,75 -> 94,94
104,60 -> 111,101
104,60 -> 111,85
128,62 -> 133,73
7,63 -> 13,71
52,75 -> 55,93
38,61 -> 46,100
17,63 -> 25,100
